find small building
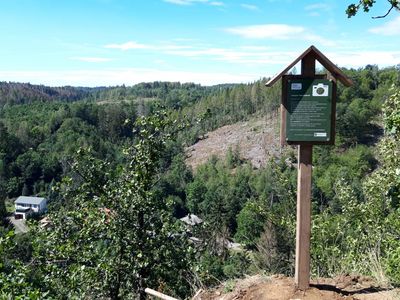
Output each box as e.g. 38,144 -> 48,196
14,196 -> 47,220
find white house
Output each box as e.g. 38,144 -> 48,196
14,196 -> 47,219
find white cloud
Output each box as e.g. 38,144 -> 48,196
3,50 -> 399,87
210,1 -> 224,6
240,4 -> 260,11
304,3 -> 331,17
159,44 -> 193,50
162,42 -> 400,68
307,11 -> 321,17
104,41 -> 150,50
165,47 -> 298,65
164,0 -> 191,4
239,46 -> 271,51
329,51 -> 400,67
104,41 -> 193,52
305,3 -> 331,11
224,23 -> 335,46
303,33 -> 335,47
103,37 -> 335,66
70,57 -> 112,63
225,24 -> 305,39
369,16 -> 400,36
103,37 -> 332,66
0,69 -> 259,87
163,0 -> 222,6
104,38 -> 294,65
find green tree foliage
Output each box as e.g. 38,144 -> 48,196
0,230 -> 45,299
187,152 -> 297,282
336,66 -> 399,145
187,158 -> 254,236
235,200 -> 267,247
313,145 -> 376,210
0,82 -> 94,107
225,145 -> 242,168
1,65 -> 400,294
0,101 -> 133,198
336,98 -> 379,144
33,111 -> 192,299
2,68 -> 396,199
154,153 -> 193,218
311,86 -> 400,284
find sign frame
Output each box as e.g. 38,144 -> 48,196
281,74 -> 337,146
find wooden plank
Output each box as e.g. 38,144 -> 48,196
266,45 -> 353,87
145,288 -> 179,300
295,144 -> 312,290
310,46 -> 353,87
266,46 -> 314,87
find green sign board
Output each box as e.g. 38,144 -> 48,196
286,78 -> 332,142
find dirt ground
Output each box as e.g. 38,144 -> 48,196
193,275 -> 400,300
185,114 -> 281,170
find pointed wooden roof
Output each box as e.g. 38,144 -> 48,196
265,45 -> 353,87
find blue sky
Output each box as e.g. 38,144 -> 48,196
0,0 -> 399,86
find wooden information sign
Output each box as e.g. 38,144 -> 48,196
266,46 -> 352,290
285,77 -> 334,143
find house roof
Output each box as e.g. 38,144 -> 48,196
265,45 -> 353,87
15,196 -> 46,205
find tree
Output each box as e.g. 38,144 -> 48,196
0,230 -> 44,299
235,200 -> 267,247
346,0 -> 400,18
311,86 -> 400,283
35,110 -> 192,299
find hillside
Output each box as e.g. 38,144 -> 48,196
1,66 -> 400,299
0,81 -> 224,108
0,82 -> 96,107
185,112 -> 280,170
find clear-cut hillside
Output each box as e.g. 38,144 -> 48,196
185,113 -> 281,170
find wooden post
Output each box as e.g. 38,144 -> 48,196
301,52 -> 316,77
295,53 -> 315,290
295,144 -> 312,290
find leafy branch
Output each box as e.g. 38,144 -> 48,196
346,0 -> 399,18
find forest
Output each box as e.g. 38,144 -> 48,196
0,64 -> 400,299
